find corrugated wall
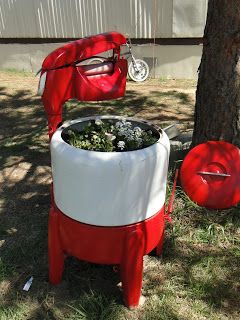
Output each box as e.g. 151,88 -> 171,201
0,0 -> 207,39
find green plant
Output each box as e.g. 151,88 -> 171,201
66,118 -> 158,152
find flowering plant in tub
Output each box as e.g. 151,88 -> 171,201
50,116 -> 170,227
66,118 -> 158,152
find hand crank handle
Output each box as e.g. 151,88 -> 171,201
197,171 -> 231,177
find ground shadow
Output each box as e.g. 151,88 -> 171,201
2,79 -> 237,320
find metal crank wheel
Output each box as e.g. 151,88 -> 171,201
128,59 -> 149,82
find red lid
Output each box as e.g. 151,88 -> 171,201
180,141 -> 240,209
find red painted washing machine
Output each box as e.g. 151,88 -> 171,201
39,32 -> 173,308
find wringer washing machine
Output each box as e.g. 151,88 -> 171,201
38,32 -> 172,308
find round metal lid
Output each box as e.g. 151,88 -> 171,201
180,141 -> 240,209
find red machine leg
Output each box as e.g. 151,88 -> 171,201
120,229 -> 145,308
48,206 -> 65,285
48,203 -> 165,307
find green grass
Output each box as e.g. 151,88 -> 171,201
0,71 -> 239,319
1,68 -> 33,76
67,291 -> 126,320
0,258 -> 14,282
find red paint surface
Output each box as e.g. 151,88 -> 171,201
180,141 -> 240,209
40,32 -> 128,139
42,32 -> 126,70
48,195 -> 165,307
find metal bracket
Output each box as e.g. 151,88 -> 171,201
197,171 -> 231,177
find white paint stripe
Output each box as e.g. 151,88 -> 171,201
37,8 -> 43,37
50,0 -> 57,37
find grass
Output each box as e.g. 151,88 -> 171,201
1,68 -> 34,76
0,70 -> 239,319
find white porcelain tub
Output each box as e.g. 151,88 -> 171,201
50,116 -> 170,226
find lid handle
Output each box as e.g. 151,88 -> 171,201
197,171 -> 231,177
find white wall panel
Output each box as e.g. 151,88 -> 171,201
172,0 -> 207,37
0,0 -> 207,39
156,0 -> 173,38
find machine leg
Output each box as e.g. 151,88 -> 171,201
156,229 -> 164,256
120,229 -> 145,308
48,206 -> 65,285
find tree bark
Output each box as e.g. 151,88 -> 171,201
192,0 -> 240,147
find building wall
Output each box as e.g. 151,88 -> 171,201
0,42 -> 202,79
0,0 -> 207,38
0,0 -> 207,78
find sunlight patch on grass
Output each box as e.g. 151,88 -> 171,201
1,68 -> 33,77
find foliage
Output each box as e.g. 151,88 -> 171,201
67,119 -> 158,152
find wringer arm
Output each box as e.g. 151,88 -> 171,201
38,32 -> 128,139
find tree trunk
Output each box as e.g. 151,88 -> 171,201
192,0 -> 240,147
